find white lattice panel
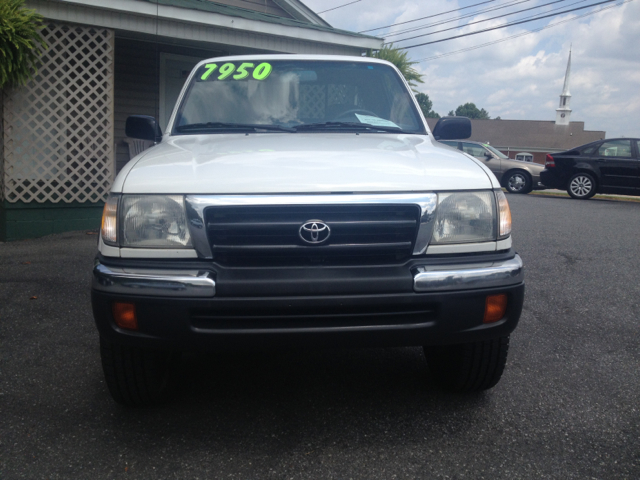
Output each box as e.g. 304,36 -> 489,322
1,23 -> 114,203
300,84 -> 325,120
328,84 -> 351,106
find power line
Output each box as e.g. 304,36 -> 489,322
389,0 -> 581,44
388,0 -> 573,42
318,0 -> 362,14
415,0 -> 631,62
384,0 -> 532,39
398,0 -> 616,49
358,0 -> 497,33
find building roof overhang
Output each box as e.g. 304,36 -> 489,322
27,0 -> 382,53
271,0 -> 331,27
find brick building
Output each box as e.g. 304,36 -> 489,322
426,118 -> 606,165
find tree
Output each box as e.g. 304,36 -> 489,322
415,92 -> 440,118
366,44 -> 423,88
0,0 -> 46,88
450,102 -> 490,119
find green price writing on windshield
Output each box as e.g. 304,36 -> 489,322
233,62 -> 254,80
253,62 -> 272,80
200,63 -> 218,80
199,62 -> 273,81
218,63 -> 236,80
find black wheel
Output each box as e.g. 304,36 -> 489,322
424,336 -> 509,392
100,337 -> 178,407
504,171 -> 532,194
567,172 -> 596,199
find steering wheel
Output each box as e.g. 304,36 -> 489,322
332,108 -> 379,122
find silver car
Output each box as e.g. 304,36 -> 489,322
440,140 -> 545,194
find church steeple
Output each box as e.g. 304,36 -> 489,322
555,48 -> 572,125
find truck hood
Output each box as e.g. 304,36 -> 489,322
114,133 -> 497,194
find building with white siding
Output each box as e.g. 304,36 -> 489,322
0,0 -> 382,241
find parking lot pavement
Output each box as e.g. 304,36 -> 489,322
1,195 -> 639,479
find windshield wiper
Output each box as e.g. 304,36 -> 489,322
294,122 -> 407,133
175,122 -> 295,133
176,121 -> 407,134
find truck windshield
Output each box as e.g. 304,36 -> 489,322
172,60 -> 425,135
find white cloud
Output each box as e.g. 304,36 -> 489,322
303,0 -> 640,137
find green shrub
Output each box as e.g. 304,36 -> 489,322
0,0 -> 46,88
366,44 -> 424,89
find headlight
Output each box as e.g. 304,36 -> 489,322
100,194 -> 193,248
101,194 -> 119,246
495,190 -> 512,239
120,195 -> 192,248
431,191 -> 496,244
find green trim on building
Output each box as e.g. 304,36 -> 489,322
0,201 -> 104,242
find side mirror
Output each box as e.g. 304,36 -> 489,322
126,115 -> 162,142
484,152 -> 493,159
432,116 -> 472,140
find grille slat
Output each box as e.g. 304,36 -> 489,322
207,219 -> 417,230
191,303 -> 436,330
209,242 -> 413,251
205,204 -> 420,267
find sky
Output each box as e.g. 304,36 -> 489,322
302,0 -> 640,138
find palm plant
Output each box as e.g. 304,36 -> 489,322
366,44 -> 424,88
0,0 -> 46,88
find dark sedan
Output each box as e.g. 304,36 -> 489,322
541,138 -> 640,199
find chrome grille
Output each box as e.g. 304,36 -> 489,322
204,204 -> 420,266
185,194 -> 438,261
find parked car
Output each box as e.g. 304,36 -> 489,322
515,152 -> 533,162
439,140 -> 545,194
541,138 -> 640,199
92,55 -> 524,406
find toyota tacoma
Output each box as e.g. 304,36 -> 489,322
92,55 -> 524,406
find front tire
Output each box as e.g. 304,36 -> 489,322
424,336 -> 509,392
100,337 -> 178,407
504,171 -> 532,194
567,172 -> 596,199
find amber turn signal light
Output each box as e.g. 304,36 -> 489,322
484,294 -> 507,323
112,302 -> 138,330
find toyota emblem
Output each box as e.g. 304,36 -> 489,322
299,220 -> 331,244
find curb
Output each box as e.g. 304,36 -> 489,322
529,190 -> 640,203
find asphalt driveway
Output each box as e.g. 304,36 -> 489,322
1,194 -> 639,479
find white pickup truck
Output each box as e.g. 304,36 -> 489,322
92,55 -> 524,406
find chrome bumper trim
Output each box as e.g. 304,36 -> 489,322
92,262 -> 216,297
412,254 -> 523,292
93,254 -> 521,298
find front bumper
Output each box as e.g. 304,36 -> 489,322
94,255 -> 523,297
540,169 -> 565,189
92,253 -> 524,350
